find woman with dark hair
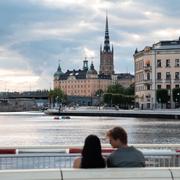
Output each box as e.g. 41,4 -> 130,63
73,134 -> 106,168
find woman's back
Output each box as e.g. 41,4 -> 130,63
73,135 -> 106,168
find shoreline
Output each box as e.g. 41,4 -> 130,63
45,108 -> 180,119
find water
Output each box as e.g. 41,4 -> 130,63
0,112 -> 180,146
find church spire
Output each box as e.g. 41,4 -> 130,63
103,14 -> 110,52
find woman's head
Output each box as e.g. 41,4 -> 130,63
81,134 -> 105,168
82,134 -> 102,157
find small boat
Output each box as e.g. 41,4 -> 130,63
61,116 -> 71,119
54,116 -> 60,120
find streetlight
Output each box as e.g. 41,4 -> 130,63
159,98 -> 161,109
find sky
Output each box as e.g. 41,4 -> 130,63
0,0 -> 180,91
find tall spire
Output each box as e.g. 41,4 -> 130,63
103,13 -> 110,52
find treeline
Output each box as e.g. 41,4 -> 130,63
103,84 -> 135,109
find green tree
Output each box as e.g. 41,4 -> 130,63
156,89 -> 169,104
173,88 -> 180,103
48,88 -> 66,107
124,83 -> 135,95
95,89 -> 104,97
103,93 -> 112,105
107,84 -> 125,94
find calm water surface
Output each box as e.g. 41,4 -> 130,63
0,112 -> 180,146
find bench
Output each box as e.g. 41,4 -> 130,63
0,168 -> 179,180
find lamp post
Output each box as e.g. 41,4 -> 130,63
159,98 -> 161,109
176,92 -> 180,108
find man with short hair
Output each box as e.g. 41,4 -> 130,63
106,126 -> 145,167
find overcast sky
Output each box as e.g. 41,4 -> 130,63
0,0 -> 180,91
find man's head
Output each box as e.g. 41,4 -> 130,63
106,126 -> 128,148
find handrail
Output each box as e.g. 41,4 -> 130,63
0,143 -> 179,149
0,144 -> 180,155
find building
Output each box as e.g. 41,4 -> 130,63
134,37 -> 180,109
53,15 -> 134,105
99,15 -> 114,76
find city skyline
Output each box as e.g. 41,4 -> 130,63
0,0 -> 180,91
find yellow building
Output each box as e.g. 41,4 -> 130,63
134,38 -> 180,109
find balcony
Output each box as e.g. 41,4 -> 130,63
174,78 -> 180,83
144,65 -> 152,71
143,79 -> 152,84
156,79 -> 163,83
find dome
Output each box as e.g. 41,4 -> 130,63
54,64 -> 64,80
86,62 -> 98,79
87,62 -> 97,75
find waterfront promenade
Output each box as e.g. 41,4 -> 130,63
45,107 -> 180,119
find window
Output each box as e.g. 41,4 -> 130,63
147,73 -> 150,80
175,59 -> 180,67
157,85 -> 161,89
175,72 -> 179,80
157,72 -> 161,80
166,59 -> 170,67
166,72 -> 171,80
175,84 -> 179,88
157,59 -> 161,67
166,85 -> 171,89
147,84 -> 150,90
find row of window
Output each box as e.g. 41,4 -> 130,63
136,59 -> 180,71
67,90 -> 91,94
157,72 -> 180,80
157,59 -> 180,67
61,85 -> 91,88
136,84 -> 180,92
157,84 -> 179,89
61,80 -> 91,83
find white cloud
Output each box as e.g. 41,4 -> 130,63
83,47 -> 95,58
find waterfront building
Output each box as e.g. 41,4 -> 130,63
134,38 -> 180,109
54,15 -> 134,105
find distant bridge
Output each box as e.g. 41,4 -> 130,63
0,91 -> 49,100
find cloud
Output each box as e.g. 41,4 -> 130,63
0,0 -> 180,91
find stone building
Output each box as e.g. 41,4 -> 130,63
134,38 -> 180,109
54,15 -> 134,105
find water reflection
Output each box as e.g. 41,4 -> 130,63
0,113 -> 179,146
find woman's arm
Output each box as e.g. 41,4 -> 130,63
73,157 -> 81,168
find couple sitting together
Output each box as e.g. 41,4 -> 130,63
73,126 -> 145,168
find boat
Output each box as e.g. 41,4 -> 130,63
61,116 -> 71,119
54,116 -> 60,120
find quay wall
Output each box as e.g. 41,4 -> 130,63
46,110 -> 180,119
0,98 -> 38,112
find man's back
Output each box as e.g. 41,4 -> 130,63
107,146 -> 145,167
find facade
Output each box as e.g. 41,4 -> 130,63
134,38 -> 180,109
53,15 -> 134,105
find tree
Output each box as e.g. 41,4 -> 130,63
107,84 -> 125,94
172,88 -> 180,108
156,89 -> 169,104
124,83 -> 135,95
103,93 -> 112,105
48,88 -> 66,108
95,89 -> 104,97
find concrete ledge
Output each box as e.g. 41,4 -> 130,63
0,169 -> 61,180
0,168 -> 180,180
46,110 -> 180,119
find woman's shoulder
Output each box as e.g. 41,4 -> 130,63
73,157 -> 82,168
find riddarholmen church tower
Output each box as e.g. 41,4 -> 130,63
99,15 -> 114,76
